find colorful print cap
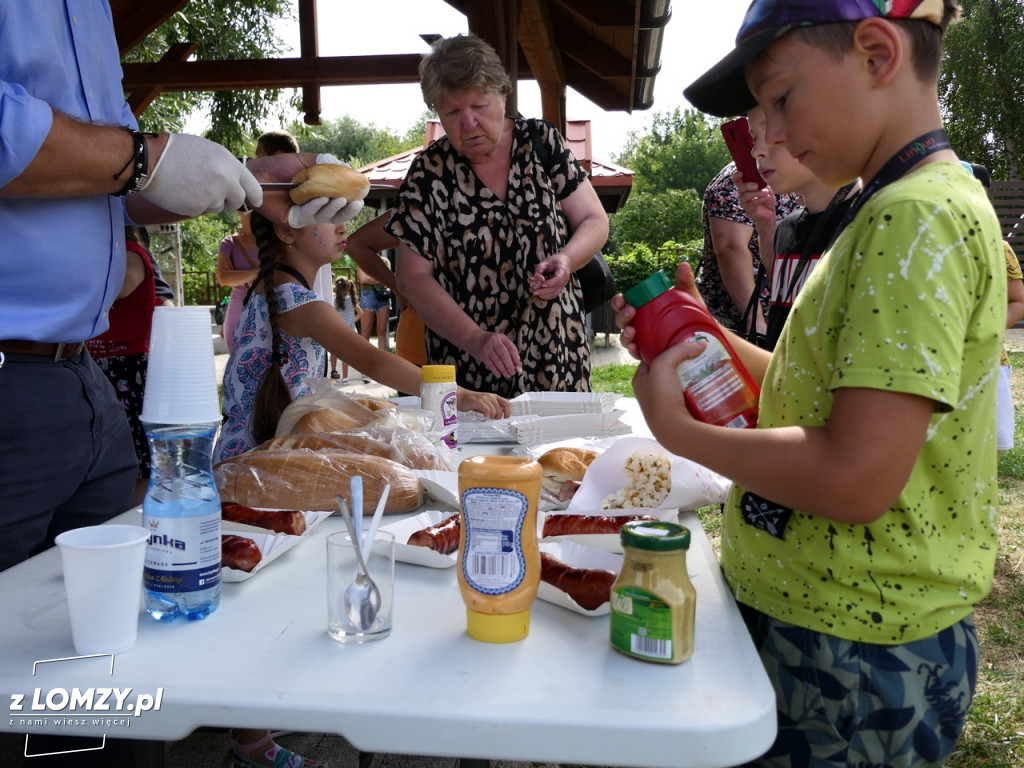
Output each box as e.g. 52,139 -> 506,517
683,0 -> 945,117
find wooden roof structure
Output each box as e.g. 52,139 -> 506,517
110,0 -> 673,135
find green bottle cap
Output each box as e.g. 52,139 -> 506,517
622,270 -> 672,309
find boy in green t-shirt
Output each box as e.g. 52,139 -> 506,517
614,1 -> 1004,765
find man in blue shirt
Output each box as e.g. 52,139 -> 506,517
0,2 -> 363,573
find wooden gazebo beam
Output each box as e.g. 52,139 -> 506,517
126,42 -> 197,117
520,0 -> 566,134
298,0 -> 321,125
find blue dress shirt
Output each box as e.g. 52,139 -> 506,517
0,0 -> 137,341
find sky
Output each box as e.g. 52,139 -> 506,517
265,0 -> 754,161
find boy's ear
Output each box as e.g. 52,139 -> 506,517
852,18 -> 903,88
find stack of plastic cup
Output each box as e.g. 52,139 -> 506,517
142,306 -> 221,424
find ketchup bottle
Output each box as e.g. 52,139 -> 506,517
623,270 -> 760,429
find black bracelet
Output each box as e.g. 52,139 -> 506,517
114,128 -> 149,197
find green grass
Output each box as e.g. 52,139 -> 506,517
590,362 -> 638,397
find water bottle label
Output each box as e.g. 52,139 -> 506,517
144,512 -> 222,593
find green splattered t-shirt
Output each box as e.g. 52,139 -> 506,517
721,163 -> 1004,644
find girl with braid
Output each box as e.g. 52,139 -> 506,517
215,213 -> 510,463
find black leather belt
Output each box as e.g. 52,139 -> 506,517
0,340 -> 87,362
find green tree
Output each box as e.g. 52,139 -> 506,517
614,108 -> 731,196
608,188 -> 703,255
940,0 -> 1024,179
125,0 -> 293,154
285,114 -> 426,167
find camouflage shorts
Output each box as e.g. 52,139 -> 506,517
738,605 -> 978,768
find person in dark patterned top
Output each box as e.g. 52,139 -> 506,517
386,34 -> 609,398
698,161 -> 797,333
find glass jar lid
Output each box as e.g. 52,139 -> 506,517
620,520 -> 691,551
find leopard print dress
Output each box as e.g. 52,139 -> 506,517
386,118 -> 591,398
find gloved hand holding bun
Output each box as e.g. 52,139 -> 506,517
285,154 -> 369,228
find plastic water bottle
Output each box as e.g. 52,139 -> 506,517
142,421 -> 222,621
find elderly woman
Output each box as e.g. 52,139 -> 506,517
387,34 -> 609,398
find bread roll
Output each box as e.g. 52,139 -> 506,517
289,164 -> 371,205
290,406 -> 373,435
352,395 -> 398,413
256,432 -> 397,460
215,449 -> 422,514
538,447 -> 600,501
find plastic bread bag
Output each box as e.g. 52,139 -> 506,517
274,378 -> 406,437
255,425 -> 454,472
214,447 -> 423,514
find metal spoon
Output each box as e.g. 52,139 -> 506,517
335,495 -> 382,632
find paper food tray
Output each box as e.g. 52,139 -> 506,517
537,540 -> 622,616
510,392 -> 620,416
381,510 -> 459,568
221,509 -> 331,582
568,436 -> 731,513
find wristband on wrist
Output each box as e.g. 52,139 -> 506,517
113,128 -> 149,197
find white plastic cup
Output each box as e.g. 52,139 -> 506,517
326,531 -> 395,644
141,306 -> 221,424
55,525 -> 150,655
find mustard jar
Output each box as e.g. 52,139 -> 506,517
609,520 -> 696,664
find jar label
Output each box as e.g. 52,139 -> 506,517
460,487 -> 527,594
143,511 -> 222,593
441,390 -> 458,448
610,586 -> 675,661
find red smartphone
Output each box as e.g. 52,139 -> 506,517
720,117 -> 767,189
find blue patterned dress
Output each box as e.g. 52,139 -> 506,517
215,283 -> 326,462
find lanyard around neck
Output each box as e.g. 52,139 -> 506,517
837,129 -> 951,232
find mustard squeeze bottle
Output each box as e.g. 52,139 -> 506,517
457,456 -> 542,643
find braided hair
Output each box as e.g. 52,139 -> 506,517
245,212 -> 295,444
335,276 -> 357,310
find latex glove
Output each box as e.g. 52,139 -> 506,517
285,154 -> 365,228
140,134 -> 262,216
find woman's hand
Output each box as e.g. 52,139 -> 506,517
457,389 -> 511,420
468,329 -> 522,379
529,253 -> 572,300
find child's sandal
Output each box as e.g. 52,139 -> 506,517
228,745 -> 327,768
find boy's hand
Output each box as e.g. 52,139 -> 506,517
733,170 -> 777,231
613,261 -> 708,360
632,338 -> 704,446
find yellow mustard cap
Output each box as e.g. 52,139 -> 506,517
421,364 -> 456,384
466,608 -> 531,643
